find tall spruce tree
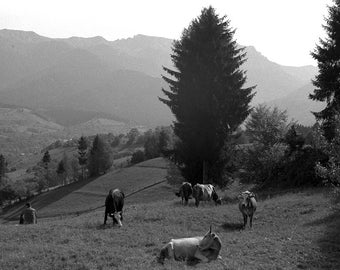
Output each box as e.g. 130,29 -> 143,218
310,0 -> 340,140
56,159 -> 66,185
160,7 -> 255,185
78,136 -> 88,180
88,135 -> 112,177
42,150 -> 51,184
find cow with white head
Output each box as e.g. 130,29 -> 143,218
158,226 -> 222,264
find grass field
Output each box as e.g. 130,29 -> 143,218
1,158 -> 340,269
1,158 -> 173,222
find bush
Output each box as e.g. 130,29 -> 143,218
241,143 -> 287,186
130,150 -> 145,164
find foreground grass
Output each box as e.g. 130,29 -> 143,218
1,189 -> 339,269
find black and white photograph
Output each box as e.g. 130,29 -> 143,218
0,0 -> 339,269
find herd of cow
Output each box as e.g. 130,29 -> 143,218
104,182 -> 257,265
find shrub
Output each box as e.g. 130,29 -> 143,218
130,150 -> 146,164
241,143 -> 287,186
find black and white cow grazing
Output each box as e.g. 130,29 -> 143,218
238,191 -> 257,229
192,184 -> 220,207
104,189 -> 125,227
175,182 -> 193,205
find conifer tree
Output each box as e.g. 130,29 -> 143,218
42,151 -> 51,184
78,136 -> 88,180
159,6 -> 255,184
88,135 -> 112,177
310,0 -> 340,140
56,159 -> 66,185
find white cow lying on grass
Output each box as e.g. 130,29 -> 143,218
158,226 -> 222,264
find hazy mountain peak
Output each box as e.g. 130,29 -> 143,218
0,29 -> 49,43
58,35 -> 109,48
112,34 -> 172,52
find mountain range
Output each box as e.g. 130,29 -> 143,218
0,29 -> 321,126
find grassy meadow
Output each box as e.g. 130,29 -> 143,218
0,158 -> 340,269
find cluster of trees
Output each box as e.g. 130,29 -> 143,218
130,128 -> 172,164
236,105 -> 328,188
0,133 -> 114,205
1,126 -> 175,205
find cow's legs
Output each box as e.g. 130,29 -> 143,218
243,214 -> 247,229
195,199 -> 199,207
112,215 -> 117,225
185,198 -> 188,206
104,210 -> 108,225
249,214 -> 253,228
120,212 -> 123,221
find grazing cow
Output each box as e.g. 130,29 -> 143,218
175,182 -> 193,205
20,203 -> 37,224
158,226 -> 222,264
192,184 -> 220,207
104,189 -> 125,227
238,191 -> 257,229
19,214 -> 24,224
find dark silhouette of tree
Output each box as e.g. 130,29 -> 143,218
158,129 -> 170,155
144,134 -> 160,159
42,150 -> 51,184
284,125 -> 305,155
56,159 -> 66,185
130,150 -> 146,164
159,6 -> 255,185
310,0 -> 340,141
78,136 -> 88,180
88,135 -> 112,177
42,150 -> 51,165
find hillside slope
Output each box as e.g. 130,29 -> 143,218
0,158 -> 173,221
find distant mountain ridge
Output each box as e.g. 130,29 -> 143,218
0,29 -> 319,126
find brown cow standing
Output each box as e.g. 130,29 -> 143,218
20,203 -> 37,224
238,191 -> 257,229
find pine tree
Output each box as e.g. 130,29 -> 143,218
42,151 -> 51,184
159,6 -> 255,185
78,136 -> 88,180
310,0 -> 340,140
56,159 -> 66,185
88,135 -> 112,177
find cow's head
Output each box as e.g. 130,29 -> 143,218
238,191 -> 255,207
199,225 -> 216,250
112,212 -> 122,227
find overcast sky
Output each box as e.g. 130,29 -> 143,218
0,0 -> 332,66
